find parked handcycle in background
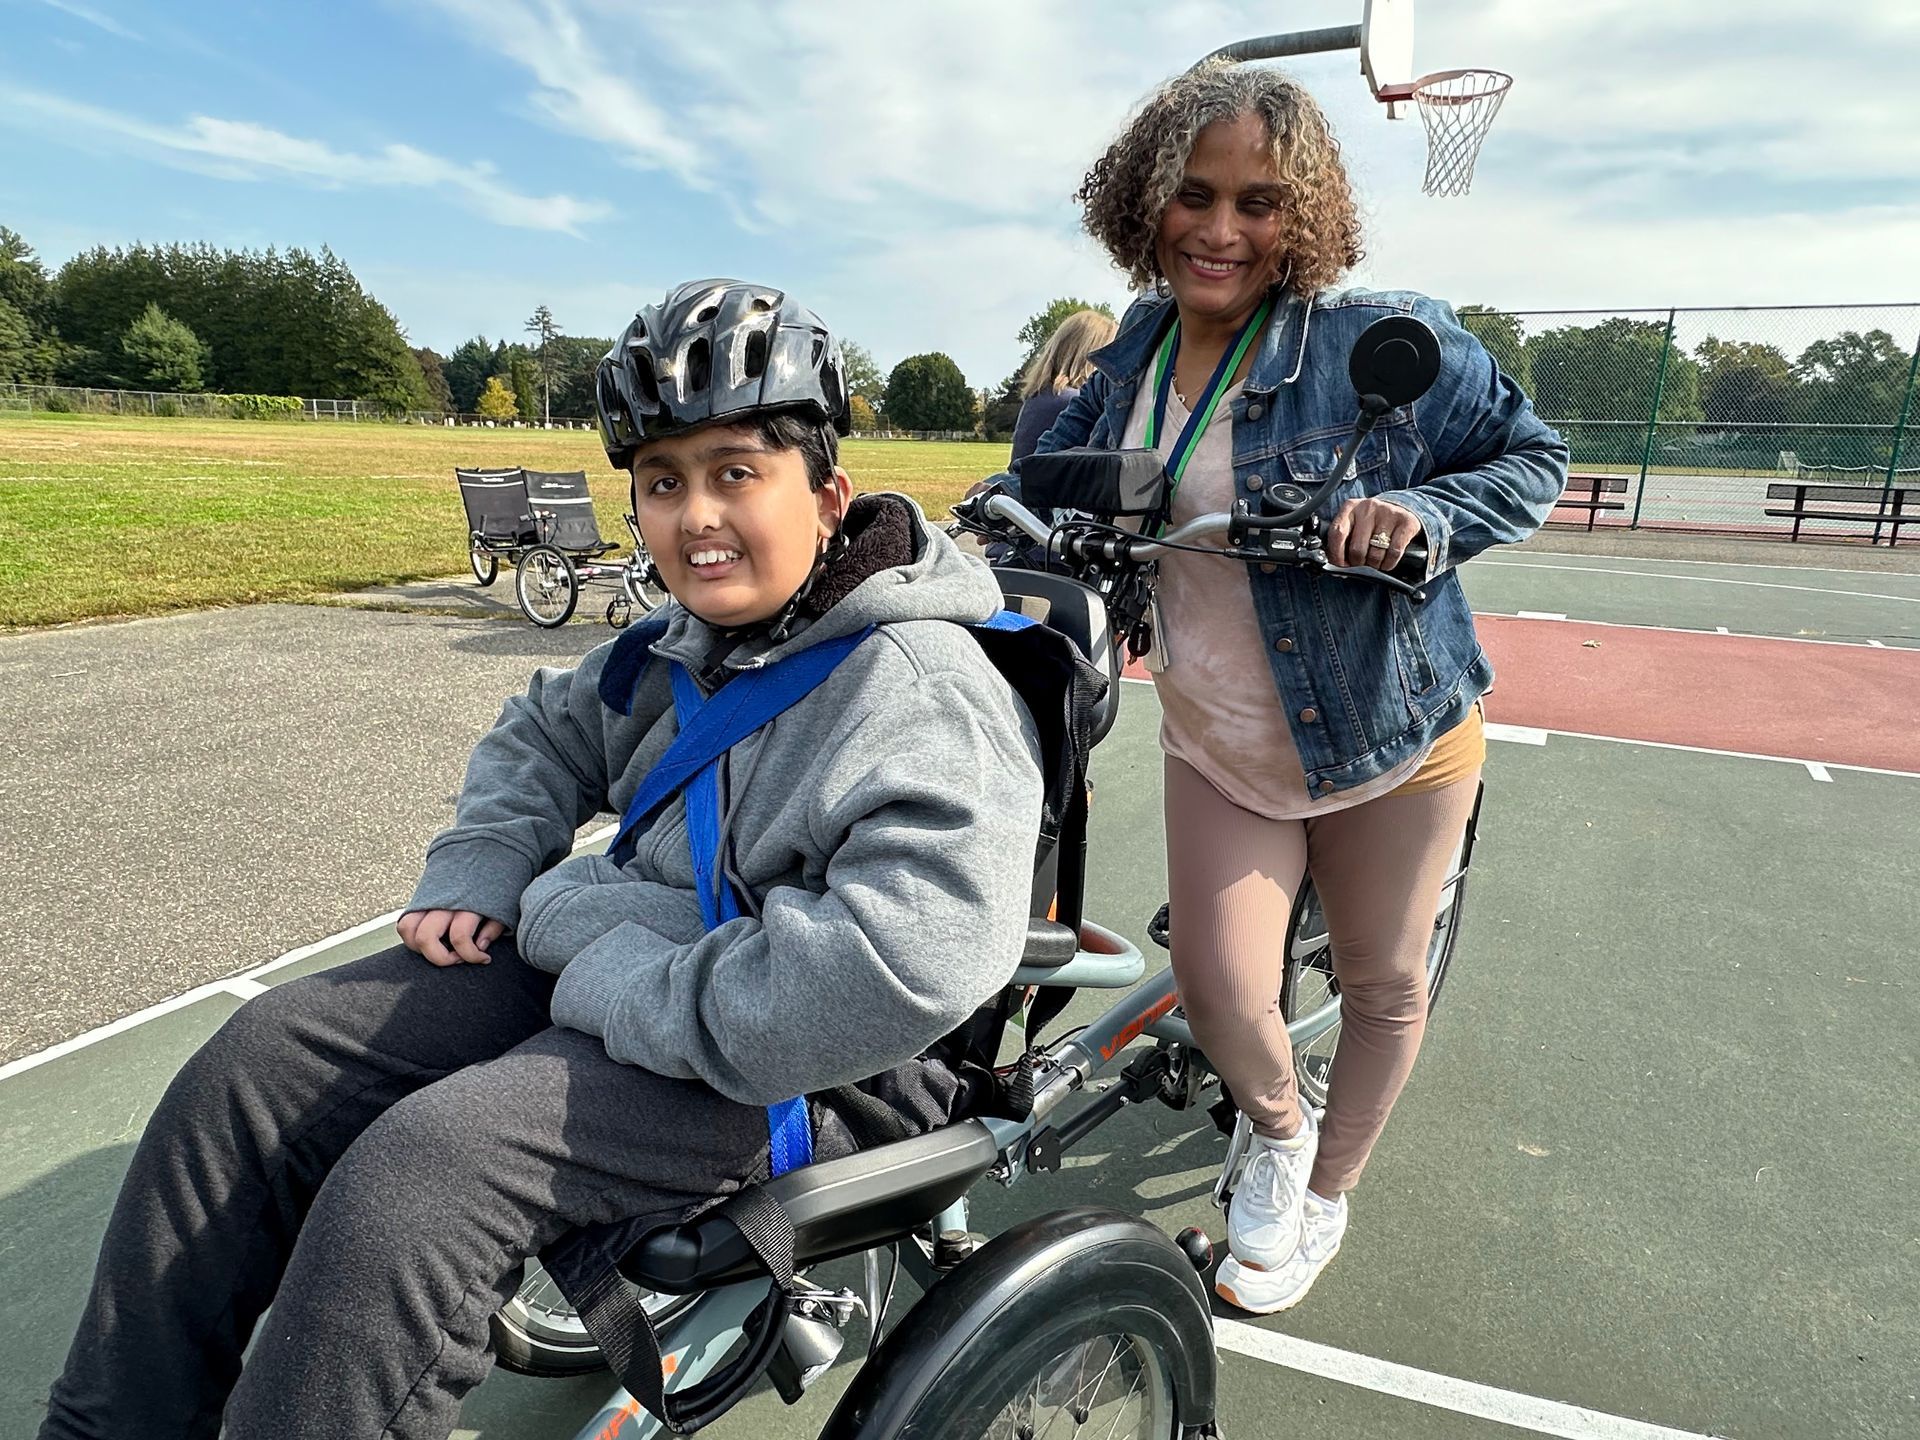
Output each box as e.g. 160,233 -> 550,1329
456,465 -> 666,629
488,317 -> 1482,1439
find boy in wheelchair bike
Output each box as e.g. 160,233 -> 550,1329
40,280 -> 1049,1440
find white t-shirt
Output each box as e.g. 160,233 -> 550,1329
1126,382 -> 1428,819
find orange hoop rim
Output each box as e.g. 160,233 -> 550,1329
1377,68 -> 1513,107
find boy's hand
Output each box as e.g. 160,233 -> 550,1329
397,909 -> 506,967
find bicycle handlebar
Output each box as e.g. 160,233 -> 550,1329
968,491 -> 1430,601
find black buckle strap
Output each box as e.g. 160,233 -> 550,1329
577,1187 -> 799,1435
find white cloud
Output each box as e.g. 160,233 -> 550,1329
0,86 -> 613,236
38,0 -> 139,41
422,0 -> 1920,379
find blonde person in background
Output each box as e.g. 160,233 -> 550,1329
1010,307 -> 1121,463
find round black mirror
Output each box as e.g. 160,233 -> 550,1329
1348,315 -> 1441,409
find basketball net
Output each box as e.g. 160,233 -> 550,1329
1409,69 -> 1512,197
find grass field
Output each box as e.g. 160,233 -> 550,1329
0,414 -> 1007,627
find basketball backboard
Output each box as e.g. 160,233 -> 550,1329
1361,0 -> 1415,105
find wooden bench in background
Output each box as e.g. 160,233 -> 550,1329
1763,481 -> 1915,546
1551,473 -> 1630,531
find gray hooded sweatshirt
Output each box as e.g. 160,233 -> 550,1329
407,495 -> 1044,1109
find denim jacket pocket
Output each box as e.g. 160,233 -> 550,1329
1388,590 -> 1442,712
1278,424 -> 1396,503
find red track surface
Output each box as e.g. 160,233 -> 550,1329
1120,619 -> 1920,773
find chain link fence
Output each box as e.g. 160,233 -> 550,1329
1459,304 -> 1920,544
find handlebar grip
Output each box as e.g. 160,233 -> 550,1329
1390,533 -> 1429,585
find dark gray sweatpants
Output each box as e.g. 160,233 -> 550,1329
39,941 -> 781,1440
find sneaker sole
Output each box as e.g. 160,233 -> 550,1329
1214,1241 -> 1343,1315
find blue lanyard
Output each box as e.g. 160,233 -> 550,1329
1144,294 -> 1274,498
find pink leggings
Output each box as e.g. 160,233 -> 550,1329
1164,755 -> 1482,1196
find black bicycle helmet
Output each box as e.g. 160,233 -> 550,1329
594,278 -> 851,469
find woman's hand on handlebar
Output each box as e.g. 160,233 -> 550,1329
1326,496 -> 1424,574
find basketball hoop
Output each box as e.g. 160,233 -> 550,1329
1399,68 -> 1511,197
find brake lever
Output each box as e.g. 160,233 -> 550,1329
1323,563 -> 1429,604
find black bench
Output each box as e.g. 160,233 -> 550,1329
1764,482 -> 1915,546
1551,473 -> 1630,531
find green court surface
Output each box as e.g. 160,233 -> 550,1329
1461,550 -> 1920,649
4,668 -> 1914,1440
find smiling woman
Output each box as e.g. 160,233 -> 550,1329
993,58 -> 1568,1317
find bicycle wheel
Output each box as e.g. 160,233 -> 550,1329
515,544 -> 579,628
821,1207 -> 1216,1440
621,552 -> 667,614
490,1257 -> 696,1378
470,543 -> 498,586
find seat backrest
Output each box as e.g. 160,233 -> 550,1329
522,469 -> 607,551
991,569 -> 1119,745
455,468 -> 536,542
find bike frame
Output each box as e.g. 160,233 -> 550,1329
564,916 -> 1354,1440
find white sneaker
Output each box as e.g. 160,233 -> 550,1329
1223,1105 -> 1318,1269
1216,1188 -> 1349,1315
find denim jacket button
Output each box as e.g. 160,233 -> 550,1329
1260,563 -> 1279,574
1247,474 -> 1264,492
1273,636 -> 1294,652
1300,706 -> 1319,723
1247,402 -> 1265,421
1318,779 -> 1335,794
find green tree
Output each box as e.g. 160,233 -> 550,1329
883,352 -> 975,432
0,227 -> 53,334
476,374 -> 519,421
413,346 -> 454,412
848,393 -> 877,432
1015,297 -> 1116,364
839,340 -> 885,403
1456,305 -> 1531,390
1526,317 -> 1701,464
0,297 -> 32,383
524,304 -> 561,423
509,351 -> 541,422
545,334 -> 612,419
1791,329 -> 1910,423
444,336 -> 493,413
122,301 -> 208,391
1693,337 -> 1791,425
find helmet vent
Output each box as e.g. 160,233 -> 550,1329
744,329 -> 769,379
749,295 -> 775,312
695,304 -> 719,323
687,338 -> 712,393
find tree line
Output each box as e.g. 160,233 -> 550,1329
1459,306 -> 1919,469
1,223 -> 1128,434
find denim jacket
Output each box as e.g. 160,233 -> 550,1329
1000,285 -> 1568,796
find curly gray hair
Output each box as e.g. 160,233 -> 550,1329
1076,61 -> 1364,294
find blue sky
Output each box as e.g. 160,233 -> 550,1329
2,0 -> 1915,390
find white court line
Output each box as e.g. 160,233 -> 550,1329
1474,610 -> 1914,651
1488,725 -> 1920,781
1216,1320 -> 1727,1439
0,822 -> 622,1085
1476,560 -> 1920,608
1805,762 -> 1833,783
1506,547 -> 1920,578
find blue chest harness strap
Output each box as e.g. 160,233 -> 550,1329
606,611 -> 1038,1177
606,624 -> 871,1177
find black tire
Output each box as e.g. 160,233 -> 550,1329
490,1258 -> 696,1378
470,544 -> 498,586
515,544 -> 579,628
821,1206 -> 1216,1440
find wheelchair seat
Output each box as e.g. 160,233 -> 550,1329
622,1123 -> 999,1293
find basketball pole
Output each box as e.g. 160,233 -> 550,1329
1197,25 -> 1362,68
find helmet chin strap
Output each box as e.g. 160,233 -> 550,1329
766,517 -> 850,644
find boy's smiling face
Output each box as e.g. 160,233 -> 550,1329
630,421 -> 851,629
